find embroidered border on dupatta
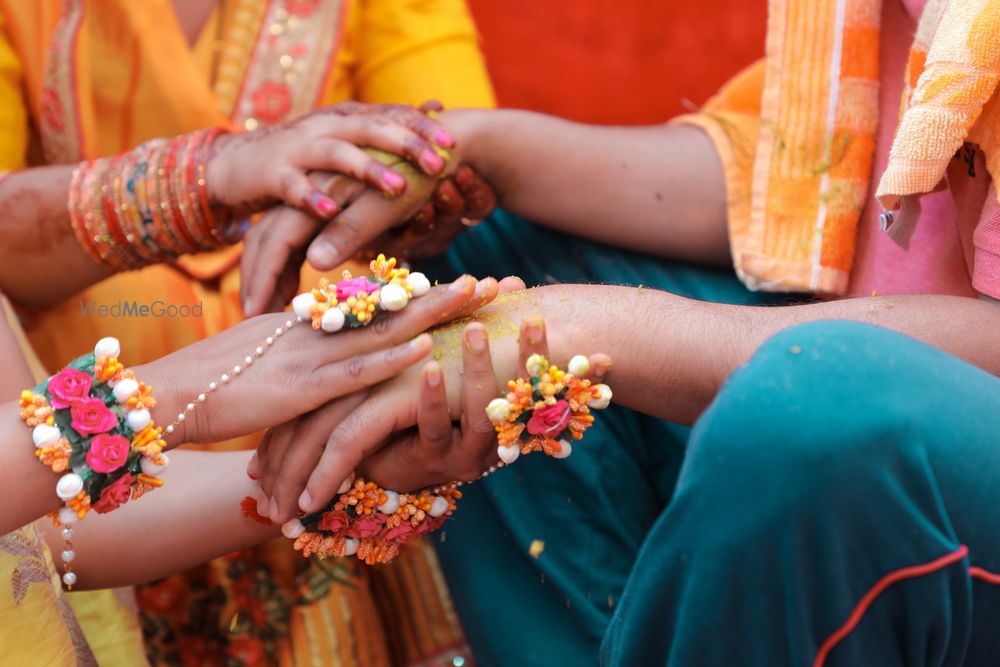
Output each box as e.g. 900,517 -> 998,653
230,0 -> 346,128
40,0 -> 85,164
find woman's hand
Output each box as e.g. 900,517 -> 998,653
246,275 -> 508,520
238,163 -> 496,317
237,102 -> 496,318
254,285 -> 613,523
135,274 -> 495,448
206,102 -> 453,220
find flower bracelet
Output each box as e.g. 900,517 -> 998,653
257,479 -> 460,565
290,254 -> 430,332
487,353 -> 612,466
19,337 -> 169,588
260,354 -> 611,565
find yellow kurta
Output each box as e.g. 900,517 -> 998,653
0,1 -> 493,665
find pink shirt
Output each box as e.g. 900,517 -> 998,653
848,0 -> 1000,299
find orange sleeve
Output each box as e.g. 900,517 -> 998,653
671,59 -> 765,263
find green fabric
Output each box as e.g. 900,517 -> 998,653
423,211 -> 784,666
602,320 -> 1000,666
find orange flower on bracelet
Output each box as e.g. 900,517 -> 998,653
487,354 -> 612,465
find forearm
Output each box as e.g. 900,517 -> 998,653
458,286 -> 1000,426
0,167 -> 111,306
39,449 -> 279,589
442,109 -> 730,265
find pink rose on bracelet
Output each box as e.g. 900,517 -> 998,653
381,523 -> 418,544
318,510 -> 351,533
347,514 -> 387,539
415,514 -> 446,535
48,368 -> 93,409
526,400 -> 571,436
92,473 -> 135,514
336,277 -> 378,301
86,433 -> 131,473
70,397 -> 118,436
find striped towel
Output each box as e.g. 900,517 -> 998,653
678,0 -> 1000,295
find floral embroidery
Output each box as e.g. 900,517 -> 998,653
0,529 -> 51,606
249,81 -> 292,125
286,0 -> 322,17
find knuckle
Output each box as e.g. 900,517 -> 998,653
278,172 -> 300,201
369,315 -> 392,337
346,355 -> 366,379
469,418 -> 496,436
326,141 -> 347,163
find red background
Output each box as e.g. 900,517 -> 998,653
467,0 -> 767,125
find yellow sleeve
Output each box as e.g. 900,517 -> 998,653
0,10 -> 27,170
350,0 -> 495,109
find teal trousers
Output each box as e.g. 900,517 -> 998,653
425,212 -> 1000,666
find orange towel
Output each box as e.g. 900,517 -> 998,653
678,0 -> 1000,295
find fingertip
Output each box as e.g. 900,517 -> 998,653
307,239 -> 339,270
410,333 -> 434,354
589,353 -> 613,379
423,361 -> 443,388
420,149 -> 445,175
433,129 -> 455,148
298,489 -> 312,513
521,316 -> 546,344
447,274 -> 476,299
464,321 -> 487,353
498,276 -> 527,293
247,453 -> 260,480
306,191 -> 339,219
382,169 -> 407,193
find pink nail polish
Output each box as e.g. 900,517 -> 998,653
383,170 -> 406,190
308,192 -> 337,216
434,129 -> 455,147
422,150 -> 445,173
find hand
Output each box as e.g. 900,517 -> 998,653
367,164 -> 497,261
249,275 -> 511,520
207,102 -> 454,220
255,285 -> 613,523
135,274 -> 490,448
238,102 -> 495,318
306,102 -> 495,267
238,163 -> 496,316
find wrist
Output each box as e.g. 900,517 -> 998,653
133,358 -> 194,448
439,110 -> 494,182
205,131 -> 236,209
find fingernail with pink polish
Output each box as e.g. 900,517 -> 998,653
308,191 -> 338,217
383,170 -> 406,191
434,129 -> 455,147
421,150 -> 444,173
